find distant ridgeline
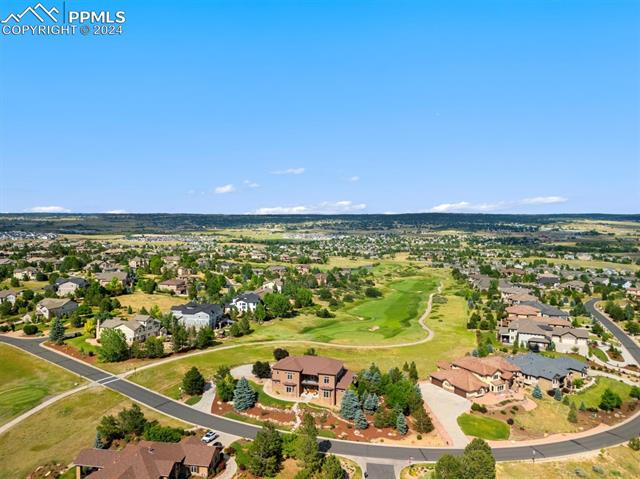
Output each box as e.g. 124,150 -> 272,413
0,213 -> 637,234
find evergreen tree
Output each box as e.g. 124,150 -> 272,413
354,408 -> 368,430
435,454 -> 462,479
233,377 -> 257,411
248,422 -> 283,477
182,366 -> 205,396
339,390 -> 360,420
554,388 -> 563,402
579,401 -> 586,411
568,402 -> 578,423
408,361 -> 419,383
412,407 -> 434,433
532,384 -> 543,399
49,316 -> 66,344
296,413 -> 321,473
599,388 -> 622,411
363,392 -> 379,414
94,432 -> 105,449
195,326 -> 214,349
396,412 -> 408,435
320,455 -> 345,479
171,325 -> 189,352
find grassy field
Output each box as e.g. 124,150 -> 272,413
65,333 -> 100,355
238,270 -> 439,345
514,394 -> 578,434
0,387 -> 189,479
115,290 -> 186,313
573,377 -> 632,409
0,344 -> 82,426
126,270 -> 475,395
496,445 -> 640,479
457,413 -> 510,440
249,381 -> 294,409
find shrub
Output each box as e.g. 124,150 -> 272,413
506,418 -> 514,425
599,388 -> 622,411
182,367 -> 206,396
273,348 -> 289,361
471,403 -> 487,413
628,436 -> 640,451
22,324 -> 38,335
252,361 -> 271,379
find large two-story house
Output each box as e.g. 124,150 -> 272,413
271,355 -> 356,406
430,356 -> 521,399
171,302 -> 224,330
499,319 -> 589,355
97,315 -> 165,345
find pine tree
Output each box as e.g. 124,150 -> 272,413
568,402 -> 578,423
363,392 -> 379,414
579,401 -> 586,411
296,413 -> 321,472
248,422 -> 283,477
339,390 -> 359,420
49,316 -> 66,345
320,455 -> 345,479
182,367 -> 205,396
408,361 -> 419,383
396,412 -> 408,435
554,388 -> 563,402
233,377 -> 257,411
412,407 -> 434,433
532,384 -> 543,399
94,432 -> 105,449
354,408 -> 368,430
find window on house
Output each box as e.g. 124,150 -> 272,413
190,465 -> 198,473
323,390 -> 331,398
286,372 -> 293,380
323,376 -> 329,384
286,386 -> 294,393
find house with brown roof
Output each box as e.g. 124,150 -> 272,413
430,356 -> 521,399
271,355 -> 355,406
74,436 -> 221,479
158,278 -> 187,296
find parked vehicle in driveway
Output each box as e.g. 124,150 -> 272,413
201,430 -> 218,443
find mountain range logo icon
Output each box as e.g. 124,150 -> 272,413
1,3 -> 59,24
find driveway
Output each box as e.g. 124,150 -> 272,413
419,382 -> 471,448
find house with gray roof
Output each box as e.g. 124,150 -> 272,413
171,302 -> 224,330
507,352 -> 588,392
499,319 -> 589,355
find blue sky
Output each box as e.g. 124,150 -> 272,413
1,0 -> 638,214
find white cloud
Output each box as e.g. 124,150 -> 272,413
271,167 -> 305,175
429,201 -> 505,213
105,209 -> 128,214
28,206 -> 71,213
348,176 -> 360,182
243,180 -> 260,188
521,196 -> 568,205
214,184 -> 236,194
253,200 -> 367,215
429,195 -> 569,212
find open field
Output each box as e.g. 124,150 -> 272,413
238,269 -> 439,345
126,271 -> 474,394
496,445 -> 640,479
573,377 -> 632,409
0,344 -> 82,426
457,413 -> 510,440
115,290 -> 186,312
0,386 -> 189,479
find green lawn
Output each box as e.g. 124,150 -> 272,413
233,266 -> 440,346
0,344 -> 82,426
0,387 -> 188,479
457,413 -> 510,440
65,334 -> 100,355
127,270 -> 475,394
573,377 -> 632,409
249,381 -> 294,409
589,347 -> 608,362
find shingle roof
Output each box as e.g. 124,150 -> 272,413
272,355 -> 344,376
506,353 -> 586,381
430,368 -> 486,393
171,302 -> 222,316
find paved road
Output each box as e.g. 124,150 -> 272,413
586,298 -> 640,363
1,328 -> 639,466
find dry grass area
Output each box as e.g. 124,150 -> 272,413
116,291 -> 186,313
497,445 -> 640,478
0,386 -> 189,479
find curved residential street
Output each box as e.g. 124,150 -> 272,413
2,305 -> 640,470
